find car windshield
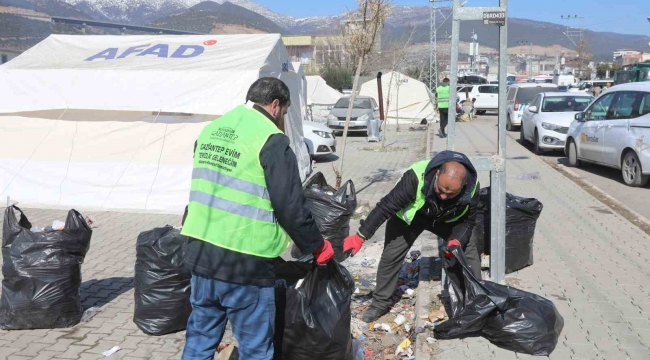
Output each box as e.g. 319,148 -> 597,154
542,96 -> 593,112
516,87 -> 557,105
334,98 -> 372,109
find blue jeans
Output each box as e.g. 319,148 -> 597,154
182,274 -> 275,360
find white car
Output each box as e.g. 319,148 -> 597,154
457,84 -> 499,115
568,80 -> 613,94
302,121 -> 336,157
520,92 -> 594,154
565,83 -> 650,187
506,83 -> 559,131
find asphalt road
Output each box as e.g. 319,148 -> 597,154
476,112 -> 650,220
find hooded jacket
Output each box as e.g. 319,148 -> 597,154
358,151 -> 479,246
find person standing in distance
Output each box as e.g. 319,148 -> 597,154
181,77 -> 334,359
435,78 -> 451,137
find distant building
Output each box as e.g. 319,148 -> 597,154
282,35 -> 347,74
0,49 -> 21,65
615,53 -> 644,66
613,50 -> 641,62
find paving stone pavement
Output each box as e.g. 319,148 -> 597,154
426,119 -> 650,359
0,125 -> 427,360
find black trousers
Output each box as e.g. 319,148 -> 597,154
371,214 -> 481,310
438,108 -> 449,133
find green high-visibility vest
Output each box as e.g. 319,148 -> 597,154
436,85 -> 450,109
396,160 -> 478,225
181,104 -> 290,258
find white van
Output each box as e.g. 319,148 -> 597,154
553,74 -> 575,87
506,83 -> 558,131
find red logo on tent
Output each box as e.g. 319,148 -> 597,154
203,40 -> 217,46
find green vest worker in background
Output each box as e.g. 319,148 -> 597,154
435,78 -> 451,137
181,78 -> 334,360
342,150 -> 482,323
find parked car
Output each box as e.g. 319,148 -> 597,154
303,121 -> 336,157
457,84 -> 499,115
506,83 -> 559,131
458,75 -> 488,85
520,92 -> 594,154
565,83 -> 650,186
568,80 -> 613,94
326,96 -> 379,135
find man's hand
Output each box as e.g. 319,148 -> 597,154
313,239 -> 334,265
444,239 -> 461,259
343,234 -> 365,257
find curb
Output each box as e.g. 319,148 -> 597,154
542,158 -> 650,233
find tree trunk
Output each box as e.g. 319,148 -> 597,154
381,71 -> 395,149
335,56 -> 364,188
396,74 -> 400,132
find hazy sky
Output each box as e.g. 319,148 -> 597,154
256,0 -> 650,36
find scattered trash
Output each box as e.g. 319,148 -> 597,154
404,323 -> 411,332
52,220 -> 65,230
373,323 -> 392,333
428,309 -> 446,322
81,306 -> 101,323
361,258 -> 376,267
29,226 -> 43,233
364,349 -> 373,356
358,335 -> 367,341
511,172 -> 541,181
408,250 -> 421,261
481,254 -> 490,269
404,289 -> 416,298
102,346 -> 120,357
426,337 -> 437,344
393,314 -> 407,326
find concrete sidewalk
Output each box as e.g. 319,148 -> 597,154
425,120 -> 650,359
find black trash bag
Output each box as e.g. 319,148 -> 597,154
291,172 -> 357,261
470,187 -> 543,273
274,258 -> 355,360
434,248 -> 564,356
0,206 -> 92,330
133,226 -> 191,336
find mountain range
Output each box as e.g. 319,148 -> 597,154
1,0 -> 648,61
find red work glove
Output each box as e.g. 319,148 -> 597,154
313,239 -> 334,265
444,239 -> 461,259
343,234 -> 365,257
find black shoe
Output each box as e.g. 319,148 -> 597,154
362,306 -> 388,323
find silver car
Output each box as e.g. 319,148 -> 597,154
327,96 -> 379,135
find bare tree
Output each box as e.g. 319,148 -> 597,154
335,0 -> 392,187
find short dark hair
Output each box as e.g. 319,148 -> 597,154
246,77 -> 291,107
442,77 -> 450,82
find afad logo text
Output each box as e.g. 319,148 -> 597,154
85,39 -> 218,62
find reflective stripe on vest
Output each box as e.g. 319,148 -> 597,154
181,104 -> 290,258
436,85 -> 450,109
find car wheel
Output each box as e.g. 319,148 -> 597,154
568,139 -> 581,167
476,110 -> 487,115
533,130 -> 543,155
621,151 -> 650,187
506,115 -> 514,131
519,124 -> 528,145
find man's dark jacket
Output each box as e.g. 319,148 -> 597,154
183,105 -> 324,287
358,151 -> 479,246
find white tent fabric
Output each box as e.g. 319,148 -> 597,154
359,71 -> 436,123
0,34 -> 311,213
291,62 -> 308,120
305,76 -> 342,121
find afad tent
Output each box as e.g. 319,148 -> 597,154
305,75 -> 342,120
359,71 -> 436,123
0,34 -> 311,214
292,62 -> 308,120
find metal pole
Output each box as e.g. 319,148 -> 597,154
490,0 -> 508,284
447,0 -> 460,150
377,72 -> 385,121
430,0 -> 438,91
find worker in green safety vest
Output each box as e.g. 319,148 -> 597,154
343,150 -> 482,323
181,78 -> 334,360
435,77 -> 451,137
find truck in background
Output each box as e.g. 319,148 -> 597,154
614,61 -> 650,85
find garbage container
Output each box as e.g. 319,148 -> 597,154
367,119 -> 381,142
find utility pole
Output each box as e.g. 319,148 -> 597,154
561,15 -> 586,78
429,0 -> 452,92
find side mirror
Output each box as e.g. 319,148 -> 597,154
575,112 -> 585,122
327,106 -> 333,110
374,106 -> 379,111
528,106 -> 538,113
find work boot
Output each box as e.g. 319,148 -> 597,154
362,306 -> 388,323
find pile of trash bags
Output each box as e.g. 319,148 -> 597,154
133,226 -> 192,335
292,172 -> 357,262
0,206 -> 92,329
434,248 -> 564,356
274,257 -> 356,360
470,187 -> 543,273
